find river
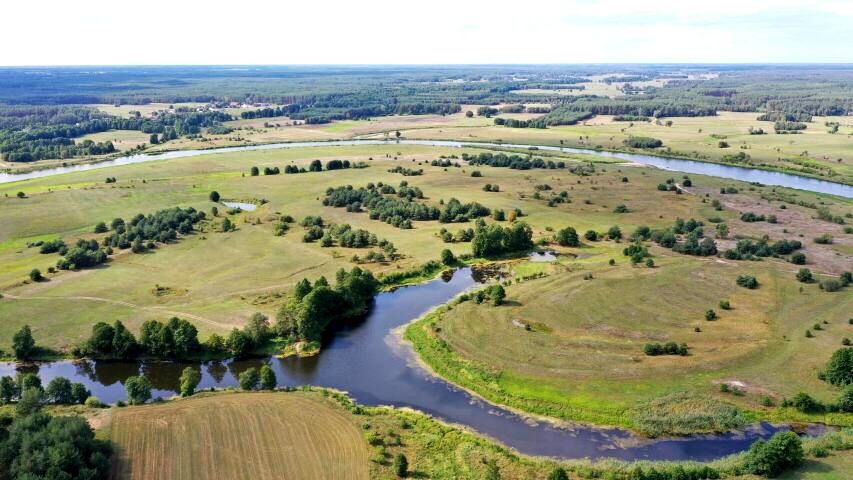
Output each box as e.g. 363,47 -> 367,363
0,268 -> 825,461
1,139 -> 851,198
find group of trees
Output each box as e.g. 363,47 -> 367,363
0,373 -> 91,406
471,222 -> 534,258
323,183 -> 491,229
0,405 -> 112,479
623,136 -> 663,148
387,165 -> 423,176
0,105 -> 231,162
722,237 -> 803,261
74,317 -> 205,360
643,342 -> 689,356
102,207 -> 205,253
464,152 -> 568,171
773,121 -> 808,133
647,218 -> 718,257
275,267 -> 379,342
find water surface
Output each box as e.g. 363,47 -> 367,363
2,140 -> 850,198
0,269 -> 824,461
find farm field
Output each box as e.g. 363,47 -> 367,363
108,392 -> 370,480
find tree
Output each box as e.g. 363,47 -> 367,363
548,467 -> 569,480
556,227 -> 579,247
607,225 -> 622,240
742,431 -> 804,477
259,364 -> 277,390
71,382 -> 90,404
796,268 -> 814,283
94,221 -> 108,233
209,190 -> 220,202
179,367 -> 202,397
1,412 -> 113,479
227,328 -> 252,357
584,230 -> 599,241
790,252 -> 806,265
150,133 -> 159,144
125,375 -> 152,405
440,248 -> 456,266
465,111 -> 474,118
490,285 -> 506,306
715,223 -> 729,239
822,348 -> 853,386
222,217 -> 234,232
0,376 -> 18,404
45,377 -> 75,404
239,367 -> 260,390
394,453 -> 409,477
12,324 -> 36,360
16,387 -> 44,416
250,166 -> 259,176
837,386 -> 853,413
29,268 -> 42,282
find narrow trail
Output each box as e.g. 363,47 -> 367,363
0,292 -> 231,329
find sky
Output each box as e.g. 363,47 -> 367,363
2,0 -> 852,65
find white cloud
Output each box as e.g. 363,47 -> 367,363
0,0 -> 850,64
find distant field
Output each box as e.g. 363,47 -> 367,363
90,103 -> 206,118
109,392 -> 369,480
78,130 -> 151,151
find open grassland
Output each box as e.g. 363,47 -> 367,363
0,142 -> 849,355
109,392 -> 369,480
409,251 -> 852,431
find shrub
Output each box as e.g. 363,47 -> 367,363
209,191 -> 220,202
440,248 -> 456,266
705,309 -> 718,321
790,252 -> 806,265
719,300 -> 731,310
791,392 -> 823,413
238,367 -> 260,390
821,279 -> 843,292
29,268 -> 42,282
393,453 -> 408,477
556,227 -> 579,247
584,230 -> 598,241
796,268 -> 814,283
742,431 -> 804,477
814,234 -> 833,244
736,275 -> 759,289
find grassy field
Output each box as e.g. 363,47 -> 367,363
0,141 -> 849,356
109,392 -> 369,480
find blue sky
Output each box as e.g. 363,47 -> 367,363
2,0 -> 851,65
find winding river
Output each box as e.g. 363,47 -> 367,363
0,138 -> 839,461
1,139 -> 851,198
0,268 -> 826,461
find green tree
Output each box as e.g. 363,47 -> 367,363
239,367 -> 260,390
822,348 -> 853,386
440,248 -> 456,266
742,431 -> 804,477
250,166 -> 259,176
394,453 -> 409,477
227,328 -> 252,357
796,268 -> 814,283
12,324 -> 36,360
556,227 -> 579,247
124,375 -> 152,405
94,221 -> 108,233
179,367 -> 202,397
150,133 -> 159,144
838,386 -> 853,413
607,225 -> 622,240
209,190 -> 220,202
45,377 -> 74,404
491,285 -> 506,306
29,268 -> 42,282
0,376 -> 18,404
16,387 -> 43,415
259,364 -> 277,390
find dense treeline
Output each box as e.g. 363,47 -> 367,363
0,105 -> 231,162
103,207 -> 205,253
623,136 -> 663,148
463,152 -> 569,170
471,222 -> 534,257
757,111 -> 813,122
322,182 -> 490,228
275,268 -> 379,342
